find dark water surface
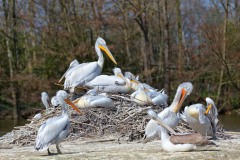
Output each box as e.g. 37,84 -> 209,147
0,115 -> 239,137
0,118 -> 27,136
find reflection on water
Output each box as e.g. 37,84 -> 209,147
0,114 -> 239,137
219,114 -> 240,132
0,119 -> 27,137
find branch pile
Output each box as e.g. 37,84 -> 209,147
0,94 -> 231,148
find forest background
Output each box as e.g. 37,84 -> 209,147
0,0 -> 240,119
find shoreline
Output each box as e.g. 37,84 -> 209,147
0,131 -> 240,160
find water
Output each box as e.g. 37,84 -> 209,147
219,114 -> 240,132
0,119 -> 28,137
0,115 -> 239,137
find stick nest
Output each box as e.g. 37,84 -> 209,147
0,94 -> 231,147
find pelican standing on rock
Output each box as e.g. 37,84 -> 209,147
147,110 -> 215,152
35,90 -> 81,155
183,97 -> 218,139
143,82 -> 193,143
63,37 -> 117,93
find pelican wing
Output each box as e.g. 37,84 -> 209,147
35,115 -> 69,151
86,75 -> 126,86
89,95 -> 114,107
64,62 -> 101,89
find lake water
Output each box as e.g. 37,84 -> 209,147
0,115 -> 239,137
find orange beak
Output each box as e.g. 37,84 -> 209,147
174,88 -> 187,113
64,99 -> 82,114
204,104 -> 212,115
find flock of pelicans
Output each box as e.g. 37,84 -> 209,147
33,37 -> 219,155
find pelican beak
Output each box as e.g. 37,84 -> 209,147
117,73 -> 131,87
174,88 -> 187,113
99,45 -> 117,65
64,99 -> 82,114
205,104 -> 213,115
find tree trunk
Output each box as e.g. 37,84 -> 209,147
176,0 -> 184,75
163,0 -> 170,94
216,0 -> 228,105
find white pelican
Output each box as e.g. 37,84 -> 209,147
143,82 -> 193,143
147,89 -> 168,106
183,97 -> 218,139
74,89 -> 114,108
35,90 -> 81,155
41,92 -> 50,113
58,59 -> 79,84
51,96 -> 59,108
63,37 -> 117,93
85,68 -> 131,94
148,109 -> 215,152
130,84 -> 153,105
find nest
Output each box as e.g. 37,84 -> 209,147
0,94 -> 231,147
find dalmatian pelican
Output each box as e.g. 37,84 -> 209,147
63,37 -> 117,93
35,90 -> 81,155
85,67 -> 131,94
74,89 -> 114,108
183,97 -> 218,139
148,109 -> 215,152
143,82 -> 193,143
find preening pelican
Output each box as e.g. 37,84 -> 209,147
74,89 -> 114,108
183,97 -> 218,139
143,82 -> 193,143
41,92 -> 50,113
85,67 -> 131,94
148,109 -> 215,152
63,37 -> 117,93
35,90 -> 81,155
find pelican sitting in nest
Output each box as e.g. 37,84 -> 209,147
182,97 -> 218,139
148,110 -> 216,152
63,37 -> 117,93
74,89 -> 114,108
130,84 -> 153,105
143,82 -> 193,143
85,68 -> 131,94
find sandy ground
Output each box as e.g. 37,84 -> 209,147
0,132 -> 240,160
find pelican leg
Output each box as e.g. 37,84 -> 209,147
56,144 -> 62,154
47,148 -> 52,155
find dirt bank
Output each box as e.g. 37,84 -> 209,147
0,132 -> 240,160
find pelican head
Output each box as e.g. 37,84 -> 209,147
56,90 -> 81,114
95,37 -> 117,65
172,82 -> 193,113
113,68 -> 130,87
41,92 -> 49,99
205,97 -> 215,114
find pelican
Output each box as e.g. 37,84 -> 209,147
63,37 -> 117,93
35,90 -> 81,155
58,59 -> 79,84
51,96 -> 59,108
148,110 -> 215,152
85,67 -> 131,94
143,82 -> 193,143
130,84 -> 153,105
183,97 -> 218,139
147,89 -> 168,106
74,89 -> 114,108
41,92 -> 50,113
